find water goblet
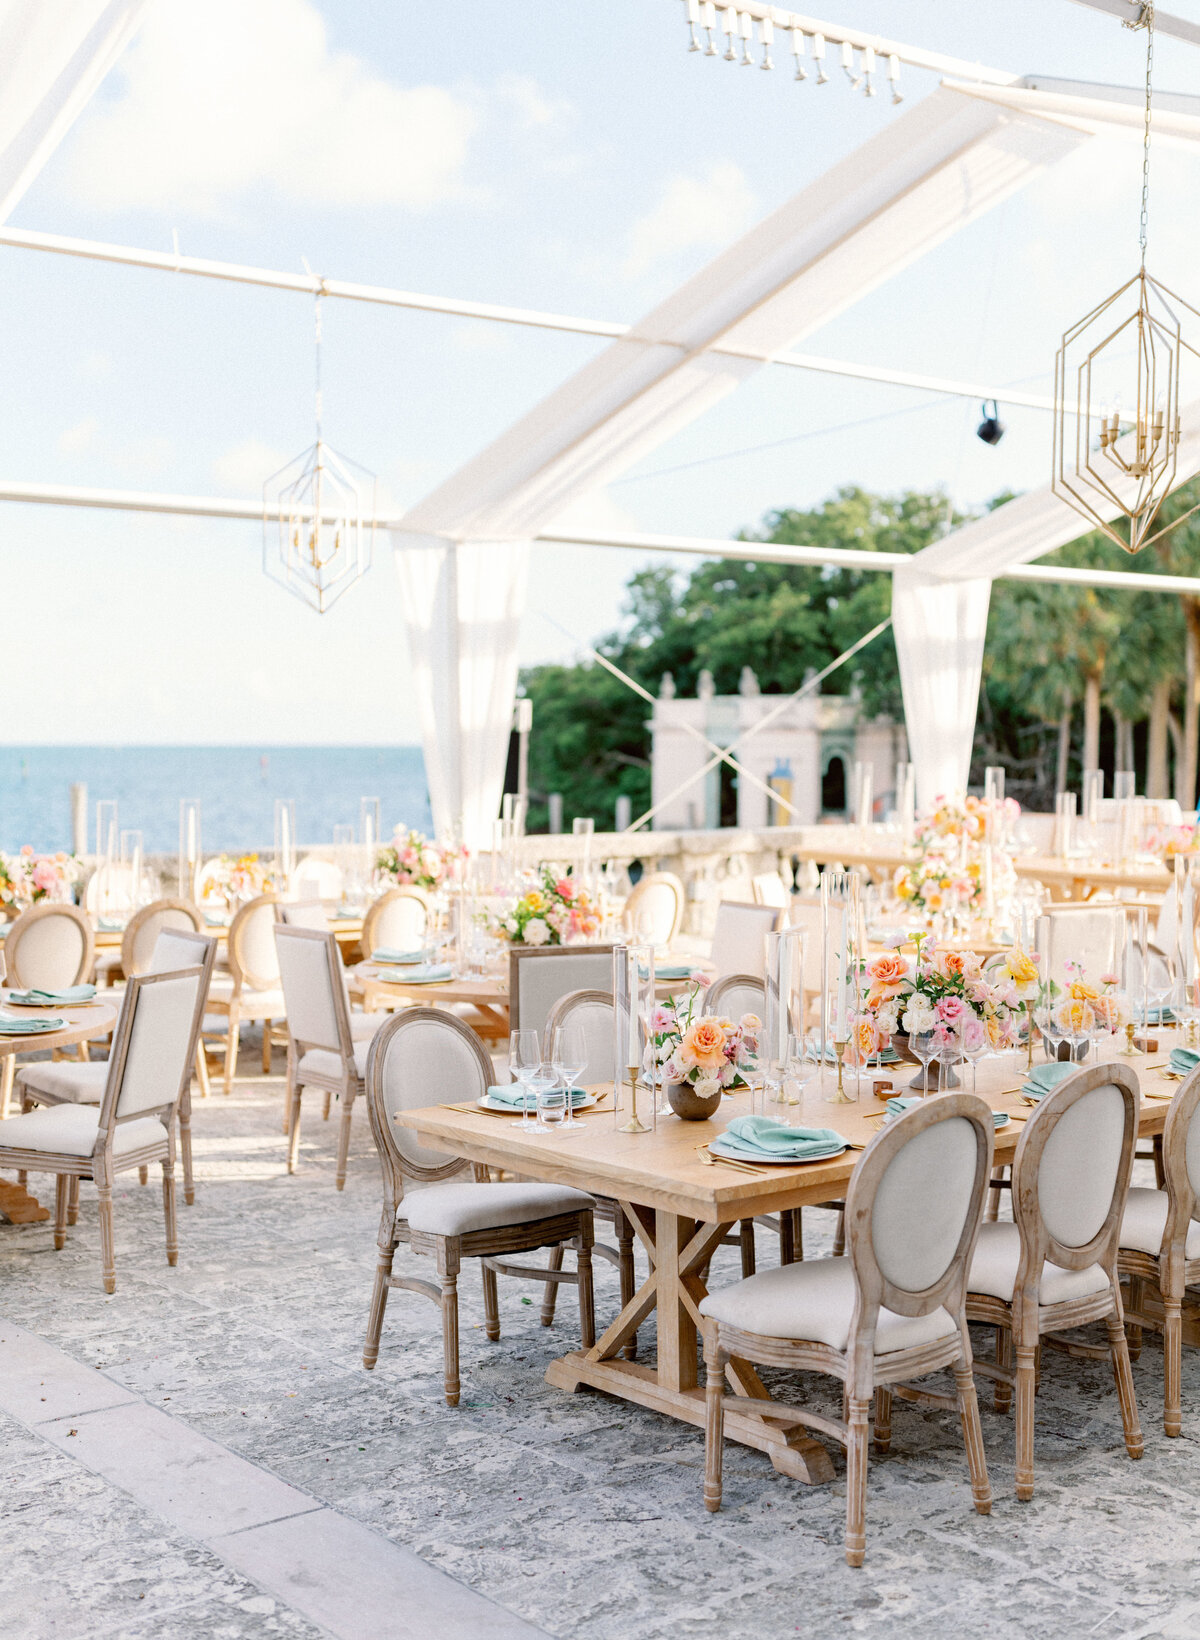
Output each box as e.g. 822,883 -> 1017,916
961,1015 -> 988,1097
508,1027 -> 540,1128
532,1061 -> 568,1132
910,1030 -> 937,1096
549,1023 -> 587,1136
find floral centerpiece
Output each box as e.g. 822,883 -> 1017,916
855,941 -> 1019,1080
0,847 -> 83,914
646,975 -> 760,1118
376,829 -> 462,892
915,793 -> 1020,851
495,866 -> 601,946
1148,822 -> 1200,858
203,853 -> 276,908
1047,961 -> 1120,1039
892,854 -> 978,917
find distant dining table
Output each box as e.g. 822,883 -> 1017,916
395,1039 -> 1180,1484
0,996 -> 120,1223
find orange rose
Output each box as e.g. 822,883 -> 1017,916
681,1018 -> 728,1071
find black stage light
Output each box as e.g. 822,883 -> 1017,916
977,399 -> 1005,446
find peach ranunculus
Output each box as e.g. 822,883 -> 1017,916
1067,979 -> 1099,1002
850,1015 -> 880,1063
680,1018 -> 729,1072
865,953 -> 907,1007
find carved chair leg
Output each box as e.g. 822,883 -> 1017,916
53,1175 -> 69,1251
0,1056 -> 15,1120
832,1208 -> 846,1258
335,1094 -> 354,1191
322,1091 -> 332,1122
1163,1293 -> 1183,1437
162,1157 -> 178,1268
540,1243 -> 565,1327
703,1332 -> 727,1513
994,1324 -> 1013,1414
97,1181 -> 116,1295
739,1220 -> 756,1279
481,1259 -> 500,1342
194,1040 -> 210,1099
1126,1274 -> 1144,1359
222,1018 -> 240,1095
954,1353 -> 992,1515
615,1205 -> 637,1361
363,1242 -> 395,1368
441,1269 -> 461,1407
778,1209 -> 795,1266
1106,1309 -> 1144,1461
873,1385 -> 892,1453
1014,1345 -> 1037,1501
261,1021 -> 272,1075
577,1234 -> 595,1349
286,1082 -> 304,1174
985,1167 -> 1006,1223
138,1166 -> 149,1186
178,1089 -> 195,1207
844,1394 -> 870,1567
67,1175 -> 79,1225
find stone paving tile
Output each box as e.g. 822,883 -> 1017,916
1,1057 -> 1197,1639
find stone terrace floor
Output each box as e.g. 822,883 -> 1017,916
1,1043 -> 1198,1640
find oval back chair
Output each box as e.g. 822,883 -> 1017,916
121,898 -> 203,979
623,872 -> 684,949
4,903 -> 94,990
363,888 -> 429,955
710,901 -> 781,980
706,973 -> 766,1023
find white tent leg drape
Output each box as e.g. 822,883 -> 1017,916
394,535 -> 529,849
0,0 -> 151,222
891,566 -> 992,810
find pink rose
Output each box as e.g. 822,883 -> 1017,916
554,878 -> 576,901
690,971 -> 711,988
936,995 -> 967,1025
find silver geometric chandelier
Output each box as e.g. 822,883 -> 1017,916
263,293 -> 376,613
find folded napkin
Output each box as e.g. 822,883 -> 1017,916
885,1095 -> 922,1118
485,1083 -> 588,1108
722,1115 -> 845,1159
0,1016 -> 64,1033
97,918 -> 126,932
6,984 -> 96,1006
204,913 -> 230,927
1136,1006 -> 1176,1025
1021,1060 -> 1075,1100
371,947 -> 425,965
382,963 -> 451,984
655,964 -> 697,981
1170,1047 -> 1200,1076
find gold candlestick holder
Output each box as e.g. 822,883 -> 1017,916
1118,1021 -> 1143,1057
827,1039 -> 854,1105
619,1064 -> 650,1134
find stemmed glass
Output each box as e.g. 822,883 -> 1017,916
961,1015 -> 988,1097
935,1023 -> 963,1092
910,1030 -> 937,1096
784,1031 -> 820,1112
549,1023 -> 587,1137
508,1028 -> 541,1128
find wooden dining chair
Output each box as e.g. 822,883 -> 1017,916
275,900 -> 330,930
204,894 -> 285,1091
291,855 -> 343,904
0,903 -> 97,1114
622,871 -> 684,949
701,1094 -> 995,1567
965,1062 -> 1143,1499
15,930 -> 216,1209
362,888 -> 429,955
1118,1063 -> 1200,1436
710,901 -> 781,980
751,870 -> 790,909
509,943 -> 615,1036
0,965 -> 207,1291
361,1007 -> 596,1405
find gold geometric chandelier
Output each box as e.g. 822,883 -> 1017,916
1052,1 -> 1200,555
263,293 -> 376,613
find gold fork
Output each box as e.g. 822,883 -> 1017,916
695,1146 -> 767,1175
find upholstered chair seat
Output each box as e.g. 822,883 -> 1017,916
399,1181 -> 593,1239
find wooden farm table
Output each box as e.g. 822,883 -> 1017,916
0,998 -> 120,1224
1012,855 -> 1172,901
354,964 -> 510,1040
396,1042 -> 1175,1484
93,916 -> 365,952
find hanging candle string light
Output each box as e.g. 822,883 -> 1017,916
262,287 -> 377,613
680,1 -> 901,102
1052,1 -> 1200,554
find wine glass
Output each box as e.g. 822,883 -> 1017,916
935,1023 -> 963,1092
549,1023 -> 587,1135
784,1031 -> 819,1111
961,1015 -> 988,1097
508,1028 -> 541,1128
910,1030 -> 937,1096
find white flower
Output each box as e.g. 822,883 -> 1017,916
902,996 -> 937,1035
504,917 -> 519,936
694,1076 -> 720,1100
523,917 -> 551,946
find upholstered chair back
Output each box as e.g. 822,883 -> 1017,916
122,899 -> 202,977
623,872 -> 684,948
711,901 -> 781,980
147,928 -> 215,980
543,989 -> 614,1086
1035,906 -> 1125,992
276,901 -> 330,930
363,889 -> 428,952
274,926 -> 349,1054
706,974 -> 766,1023
292,856 -> 343,903
4,904 -> 94,989
509,945 -> 614,1035
228,895 -> 280,991
752,871 -> 790,908
99,968 -> 207,1124
366,1008 -> 489,1180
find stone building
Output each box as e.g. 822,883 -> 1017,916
648,667 -> 905,830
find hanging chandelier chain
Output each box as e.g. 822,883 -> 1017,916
1134,0 -> 1156,267
314,290 -> 324,443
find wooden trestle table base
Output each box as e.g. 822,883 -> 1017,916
396,1044 -> 1175,1485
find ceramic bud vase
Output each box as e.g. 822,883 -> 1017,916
667,1080 -> 722,1120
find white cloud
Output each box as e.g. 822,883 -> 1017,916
57,418 -> 98,455
622,162 -> 756,279
62,0 -> 477,215
495,73 -> 572,129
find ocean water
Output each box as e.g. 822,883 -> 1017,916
0,746 -> 432,856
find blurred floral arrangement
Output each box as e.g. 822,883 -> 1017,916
646,975 -> 759,1097
0,847 -> 83,913
1047,961 -> 1120,1037
203,853 -> 276,906
914,793 -> 1020,850
376,829 -> 464,892
856,940 -> 1019,1054
494,866 -> 601,946
1149,823 -> 1200,858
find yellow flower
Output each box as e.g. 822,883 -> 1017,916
522,890 -> 544,912
1004,948 -> 1039,987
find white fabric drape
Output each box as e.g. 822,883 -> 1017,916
0,0 -> 151,222
891,566 -> 992,811
395,536 -> 529,849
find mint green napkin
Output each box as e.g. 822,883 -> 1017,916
1021,1060 -> 1075,1100
722,1116 -> 845,1159
1137,1006 -> 1175,1025
1170,1047 -> 1200,1076
485,1083 -> 587,1108
886,1095 -> 921,1118
372,947 -> 425,964
382,964 -> 451,984
6,985 -> 96,1005
655,964 -> 696,980
0,1016 -> 64,1033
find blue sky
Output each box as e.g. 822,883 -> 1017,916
6,0 -> 1200,742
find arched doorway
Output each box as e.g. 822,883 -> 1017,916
821,754 -> 847,814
